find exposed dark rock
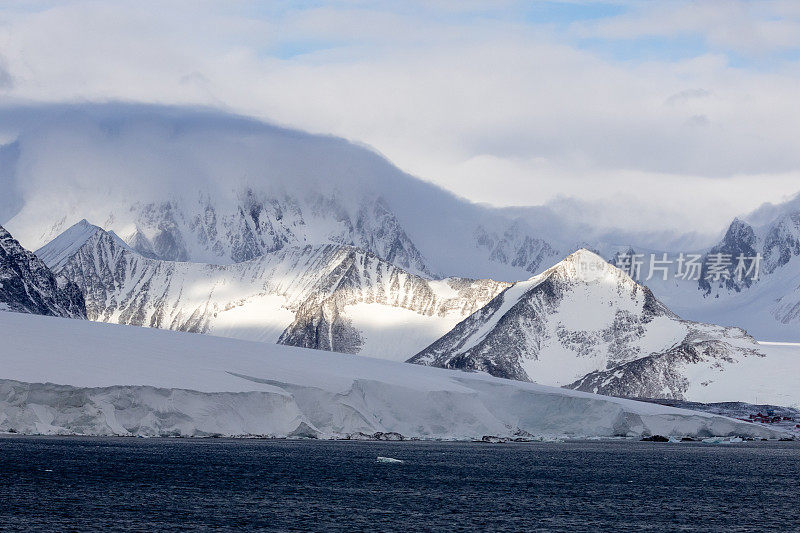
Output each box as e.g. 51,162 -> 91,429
372,432 -> 404,441
0,226 -> 86,318
699,218 -> 759,295
566,333 -> 760,400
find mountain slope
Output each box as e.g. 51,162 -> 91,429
0,311 -> 783,439
409,250 -> 786,402
38,220 -> 508,360
0,225 -> 85,318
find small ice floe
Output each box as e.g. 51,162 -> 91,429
376,456 -> 404,464
701,436 -> 744,444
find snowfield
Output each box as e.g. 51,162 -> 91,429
0,311 -> 786,440
682,341 -> 800,407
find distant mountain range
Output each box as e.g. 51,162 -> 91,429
2,105 -> 800,338
0,103 -> 572,283
0,219 -> 789,406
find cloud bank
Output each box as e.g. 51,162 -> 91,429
0,0 -> 799,238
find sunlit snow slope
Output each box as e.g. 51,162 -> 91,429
37,220 -> 508,360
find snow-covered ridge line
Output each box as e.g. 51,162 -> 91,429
0,312 -> 784,440
36,219 -> 131,272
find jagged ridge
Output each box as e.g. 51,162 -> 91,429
38,220 -> 509,360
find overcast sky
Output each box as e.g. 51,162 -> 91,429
1,0 -> 799,236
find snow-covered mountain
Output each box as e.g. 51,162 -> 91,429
642,206 -> 800,342
409,250 -> 792,402
0,311 -> 784,439
38,220 -> 508,360
2,103 -> 799,345
0,225 -> 85,318
0,103 -> 566,282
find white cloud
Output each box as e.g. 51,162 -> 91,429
0,0 -> 798,238
573,0 -> 800,55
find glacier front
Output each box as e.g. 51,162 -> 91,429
0,311 -> 783,440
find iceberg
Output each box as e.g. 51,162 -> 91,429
376,457 -> 404,464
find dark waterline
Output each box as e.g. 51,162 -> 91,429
1,437 -> 798,532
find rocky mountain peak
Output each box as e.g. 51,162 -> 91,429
697,217 -> 760,295
36,219 -> 130,271
0,225 -> 86,319
724,218 -> 757,248
762,211 -> 800,274
409,248 -> 752,397
550,248 -> 629,283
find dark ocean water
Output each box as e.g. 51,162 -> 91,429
0,437 -> 798,532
